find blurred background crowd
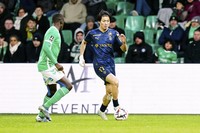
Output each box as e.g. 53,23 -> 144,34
0,0 -> 200,64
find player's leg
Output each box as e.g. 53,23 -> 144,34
36,84 -> 57,122
39,77 -> 72,120
105,73 -> 120,109
98,84 -> 112,120
38,85 -> 56,117
43,76 -> 72,109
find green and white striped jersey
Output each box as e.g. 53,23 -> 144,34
156,47 -> 178,63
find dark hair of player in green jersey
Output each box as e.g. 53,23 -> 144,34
97,10 -> 111,22
52,13 -> 64,25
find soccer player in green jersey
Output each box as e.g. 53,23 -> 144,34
36,14 -> 73,122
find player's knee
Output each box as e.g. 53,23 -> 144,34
67,84 -> 73,91
107,93 -> 113,100
113,79 -> 119,87
57,81 -> 73,91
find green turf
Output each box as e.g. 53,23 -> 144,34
0,114 -> 200,133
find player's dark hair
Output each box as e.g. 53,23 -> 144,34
52,13 -> 64,24
97,10 -> 111,22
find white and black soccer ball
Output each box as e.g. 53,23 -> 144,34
114,108 -> 128,120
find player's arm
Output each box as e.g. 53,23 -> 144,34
119,34 -> 128,52
43,41 -> 64,71
79,39 -> 87,67
43,40 -> 58,65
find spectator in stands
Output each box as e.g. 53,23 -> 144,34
19,0 -> 36,15
60,0 -> 87,36
181,16 -> 200,51
34,5 -> 50,35
83,0 -> 107,21
154,39 -> 178,63
1,0 -> 18,16
184,0 -> 200,21
70,28 -> 85,63
3,34 -> 26,63
147,0 -> 160,15
125,31 -> 153,63
36,0 -> 57,17
0,2 -> 13,31
109,16 -> 125,35
109,16 -> 125,57
54,0 -> 68,12
158,16 -> 184,53
26,32 -> 43,63
21,16 -> 38,45
157,0 -> 185,28
134,0 -> 159,16
184,28 -> 200,63
171,0 -> 186,23
158,0 -> 187,29
0,32 -> 8,62
80,15 -> 98,35
132,0 -> 161,16
14,7 -> 31,33
2,18 -> 21,44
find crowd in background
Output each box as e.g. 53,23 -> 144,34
0,0 -> 200,63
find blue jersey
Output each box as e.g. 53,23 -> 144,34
85,28 -> 122,81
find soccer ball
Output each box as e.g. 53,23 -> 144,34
114,107 -> 128,120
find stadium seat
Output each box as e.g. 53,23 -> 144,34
107,0 -> 120,2
125,16 -> 145,32
106,1 -> 117,12
116,2 -> 134,15
155,29 -> 163,45
149,43 -> 160,53
114,57 -> 125,63
143,29 -> 155,44
145,15 -> 158,30
113,15 -> 127,29
125,29 -> 134,46
61,30 -> 73,45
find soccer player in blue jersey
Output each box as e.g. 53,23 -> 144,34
79,10 -> 127,120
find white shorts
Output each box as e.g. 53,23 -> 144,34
41,66 -> 65,85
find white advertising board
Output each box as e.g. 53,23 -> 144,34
0,64 -> 200,114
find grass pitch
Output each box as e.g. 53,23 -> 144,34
0,114 -> 200,133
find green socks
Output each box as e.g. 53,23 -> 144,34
44,87 -> 69,109
39,96 -> 50,117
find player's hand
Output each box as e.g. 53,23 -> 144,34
79,55 -> 85,67
119,34 -> 126,43
55,63 -> 64,71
